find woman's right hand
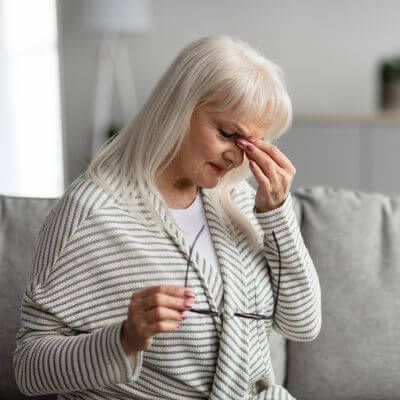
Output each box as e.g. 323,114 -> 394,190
120,285 -> 196,355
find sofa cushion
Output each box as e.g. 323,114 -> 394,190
0,194 -> 58,399
287,186 -> 400,400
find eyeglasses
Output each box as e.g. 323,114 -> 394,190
183,224 -> 281,321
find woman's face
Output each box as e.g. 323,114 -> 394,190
170,104 -> 266,189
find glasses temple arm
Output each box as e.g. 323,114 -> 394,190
184,224 -> 206,288
271,230 -> 281,321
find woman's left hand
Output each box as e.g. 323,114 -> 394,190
235,136 -> 296,213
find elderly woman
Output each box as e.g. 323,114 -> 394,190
14,35 -> 321,400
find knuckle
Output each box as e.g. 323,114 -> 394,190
176,311 -> 184,320
154,306 -> 163,319
154,292 -> 163,305
272,145 -> 280,154
155,321 -> 165,331
260,160 -> 270,171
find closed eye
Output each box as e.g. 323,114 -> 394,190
218,129 -> 240,140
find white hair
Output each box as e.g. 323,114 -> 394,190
85,34 -> 292,248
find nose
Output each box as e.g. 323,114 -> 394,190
224,142 -> 245,168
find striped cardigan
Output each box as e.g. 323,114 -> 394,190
13,173 -> 321,400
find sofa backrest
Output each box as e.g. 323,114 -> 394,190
286,186 -> 400,400
0,194 -> 58,400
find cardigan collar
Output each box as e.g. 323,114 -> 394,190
145,183 -> 251,399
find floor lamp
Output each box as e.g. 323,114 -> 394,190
79,0 -> 153,157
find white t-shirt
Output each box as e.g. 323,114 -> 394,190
168,189 -> 220,272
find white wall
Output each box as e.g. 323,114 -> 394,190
58,0 -> 400,184
0,0 -> 64,197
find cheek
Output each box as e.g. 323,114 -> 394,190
185,126 -> 223,164
199,137 -> 224,161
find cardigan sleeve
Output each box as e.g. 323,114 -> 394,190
232,180 -> 321,342
13,271 -> 144,396
253,191 -> 322,341
13,192 -> 144,395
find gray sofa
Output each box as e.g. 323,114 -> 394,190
2,185 -> 400,399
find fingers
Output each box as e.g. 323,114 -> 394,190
250,151 -> 280,185
128,285 -> 196,338
249,160 -> 272,192
144,306 -> 186,326
239,142 -> 280,186
146,320 -> 182,336
235,138 -> 279,183
236,137 -> 296,174
144,295 -> 195,336
235,137 -> 296,192
133,284 -> 194,301
140,291 -> 196,313
250,137 -> 296,173
123,285 -> 198,352
129,314 -> 180,342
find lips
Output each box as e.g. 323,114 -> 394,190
210,163 -> 227,174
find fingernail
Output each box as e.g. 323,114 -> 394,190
247,137 -> 257,143
246,143 -> 254,152
236,138 -> 247,146
184,301 -> 193,309
181,313 -> 187,320
184,290 -> 195,298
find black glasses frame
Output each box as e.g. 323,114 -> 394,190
184,224 -> 281,321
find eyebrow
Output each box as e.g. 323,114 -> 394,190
231,121 -> 268,140
232,123 -> 249,137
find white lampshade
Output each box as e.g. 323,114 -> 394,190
79,0 -> 153,33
